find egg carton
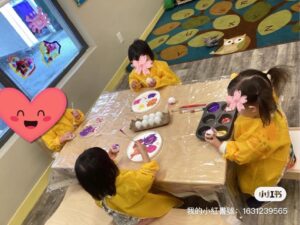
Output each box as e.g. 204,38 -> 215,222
130,112 -> 170,132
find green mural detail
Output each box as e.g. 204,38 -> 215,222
213,14 -> 240,30
148,35 -> 170,49
243,2 -> 272,22
181,15 -> 210,29
188,31 -> 224,47
171,9 -> 195,20
166,29 -> 199,45
258,10 -> 292,35
195,0 -> 215,11
235,0 -> 258,10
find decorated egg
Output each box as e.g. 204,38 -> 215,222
168,97 -> 176,105
149,113 -> 155,119
135,121 -> 142,129
154,116 -> 162,125
142,119 -> 148,128
155,111 -> 163,118
148,117 -> 155,126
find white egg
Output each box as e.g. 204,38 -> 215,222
148,117 -> 155,126
168,97 -> 176,105
135,121 -> 142,129
154,116 -> 161,125
142,119 -> 148,128
155,111 -> 163,118
149,113 -> 155,119
143,115 -> 149,120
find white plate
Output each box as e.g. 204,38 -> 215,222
131,90 -> 160,113
127,131 -> 162,162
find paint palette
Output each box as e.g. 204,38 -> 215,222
130,111 -> 170,132
127,131 -> 162,162
131,90 -> 160,113
196,101 -> 237,141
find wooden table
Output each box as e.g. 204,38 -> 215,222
51,79 -> 230,195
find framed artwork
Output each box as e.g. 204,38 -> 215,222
75,0 -> 87,7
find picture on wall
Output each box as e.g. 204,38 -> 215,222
75,0 -> 87,7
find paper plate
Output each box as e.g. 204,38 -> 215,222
131,90 -> 160,113
127,131 -> 162,162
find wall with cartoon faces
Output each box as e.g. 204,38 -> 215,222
0,1 -> 162,224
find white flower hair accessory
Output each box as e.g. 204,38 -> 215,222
226,90 -> 247,112
131,55 -> 153,75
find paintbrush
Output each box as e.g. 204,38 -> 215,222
119,128 -> 135,141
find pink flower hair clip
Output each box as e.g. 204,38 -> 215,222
226,90 -> 247,112
132,55 -> 153,75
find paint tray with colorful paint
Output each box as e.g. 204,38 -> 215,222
196,101 -> 237,141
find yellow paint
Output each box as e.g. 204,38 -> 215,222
8,165 -> 52,225
103,5 -> 165,92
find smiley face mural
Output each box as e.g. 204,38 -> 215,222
0,88 -> 67,142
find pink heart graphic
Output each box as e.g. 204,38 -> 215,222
0,88 -> 67,142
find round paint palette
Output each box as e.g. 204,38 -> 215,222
126,131 -> 162,162
132,90 -> 160,113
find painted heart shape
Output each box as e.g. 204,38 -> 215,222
0,88 -> 67,142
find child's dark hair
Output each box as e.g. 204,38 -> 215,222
227,66 -> 289,125
128,39 -> 154,61
75,147 -> 119,200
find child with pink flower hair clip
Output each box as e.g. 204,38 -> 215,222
128,39 -> 181,92
205,66 -> 295,208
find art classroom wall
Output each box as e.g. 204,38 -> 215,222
0,0 -> 162,224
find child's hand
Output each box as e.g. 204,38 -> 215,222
146,77 -> 156,88
72,110 -> 81,120
204,129 -> 222,149
130,80 -> 142,91
60,132 -> 75,143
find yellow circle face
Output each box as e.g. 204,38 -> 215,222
160,45 -> 188,61
166,29 -> 199,45
188,31 -> 224,47
153,22 -> 181,35
213,14 -> 240,30
148,35 -> 170,50
171,9 -> 195,21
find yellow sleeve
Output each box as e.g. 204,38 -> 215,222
41,128 -> 62,152
128,72 -> 142,92
64,109 -> 84,126
154,61 -> 180,88
225,130 -> 274,165
114,161 -> 159,207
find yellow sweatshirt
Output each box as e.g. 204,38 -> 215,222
129,60 -> 181,92
41,109 -> 84,152
99,161 -> 182,218
225,111 -> 291,195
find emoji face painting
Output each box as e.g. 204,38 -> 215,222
0,88 -> 67,142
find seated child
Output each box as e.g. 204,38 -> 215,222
75,142 -> 182,225
128,39 -> 181,91
42,108 -> 84,152
205,67 -> 293,207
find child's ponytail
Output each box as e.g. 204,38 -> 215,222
257,88 -> 277,126
267,66 -> 290,97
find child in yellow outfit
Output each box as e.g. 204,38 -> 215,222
205,67 -> 293,207
128,39 -> 180,92
42,108 -> 84,152
75,142 -> 182,225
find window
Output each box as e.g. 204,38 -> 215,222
0,0 -> 87,147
